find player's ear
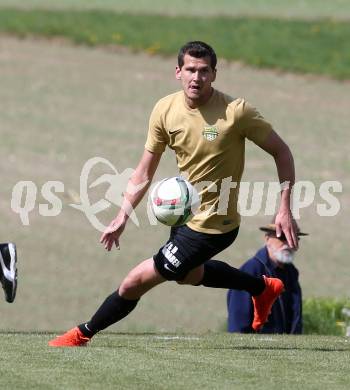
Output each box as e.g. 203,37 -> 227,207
212,68 -> 217,82
175,66 -> 181,80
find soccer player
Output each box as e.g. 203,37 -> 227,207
49,41 -> 298,346
0,242 -> 18,303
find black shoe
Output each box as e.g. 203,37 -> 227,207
0,243 -> 18,303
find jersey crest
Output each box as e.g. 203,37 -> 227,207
202,125 -> 218,141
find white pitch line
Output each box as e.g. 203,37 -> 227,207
153,335 -> 201,341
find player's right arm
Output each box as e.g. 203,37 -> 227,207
101,98 -> 167,251
100,149 -> 162,251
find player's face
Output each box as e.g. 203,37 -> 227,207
175,54 -> 216,108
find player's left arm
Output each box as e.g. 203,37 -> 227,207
257,130 -> 298,249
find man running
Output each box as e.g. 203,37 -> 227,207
49,41 -> 297,347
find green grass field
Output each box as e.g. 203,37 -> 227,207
0,36 -> 349,334
1,9 -> 349,79
0,332 -> 349,389
0,1 -> 349,388
1,0 -> 350,19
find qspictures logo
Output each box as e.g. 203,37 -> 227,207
9,157 -> 343,232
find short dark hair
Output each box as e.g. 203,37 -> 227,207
178,41 -> 217,70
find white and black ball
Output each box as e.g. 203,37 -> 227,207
150,177 -> 199,227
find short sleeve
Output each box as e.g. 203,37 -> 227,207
145,101 -> 168,154
237,99 -> 273,145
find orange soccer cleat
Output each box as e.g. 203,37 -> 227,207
48,327 -> 91,347
252,276 -> 284,331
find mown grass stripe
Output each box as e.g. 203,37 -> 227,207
0,8 -> 349,79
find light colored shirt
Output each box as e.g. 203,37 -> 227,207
145,89 -> 273,233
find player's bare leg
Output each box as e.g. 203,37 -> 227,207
119,258 -> 166,299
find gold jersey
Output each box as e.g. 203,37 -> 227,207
145,89 -> 273,234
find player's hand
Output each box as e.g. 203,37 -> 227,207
274,209 -> 298,250
100,217 -> 126,251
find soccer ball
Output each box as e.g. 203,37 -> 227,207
150,177 -> 200,226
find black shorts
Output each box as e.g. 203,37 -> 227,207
153,225 -> 239,281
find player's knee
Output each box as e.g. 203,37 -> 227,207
119,271 -> 142,295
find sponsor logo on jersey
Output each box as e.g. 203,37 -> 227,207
202,125 -> 218,141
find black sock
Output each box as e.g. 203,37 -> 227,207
78,290 -> 139,338
200,260 -> 265,296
